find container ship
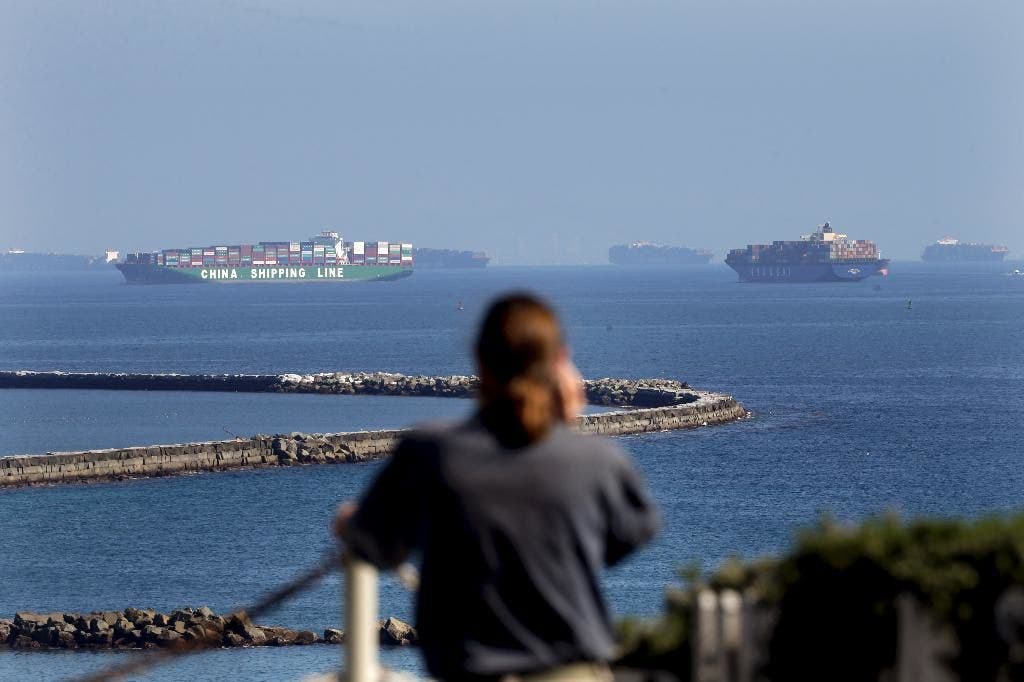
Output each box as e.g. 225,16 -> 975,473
725,222 -> 889,282
608,242 -> 713,265
921,237 -> 1009,262
1,249 -> 118,271
116,232 -> 413,284
412,248 -> 490,268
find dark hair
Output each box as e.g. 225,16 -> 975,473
474,293 -> 564,446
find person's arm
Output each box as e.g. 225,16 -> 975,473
336,437 -> 428,569
602,452 -> 660,565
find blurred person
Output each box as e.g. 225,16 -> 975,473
335,292 -> 658,681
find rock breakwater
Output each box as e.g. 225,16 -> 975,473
0,371 -> 747,487
0,608 -> 417,651
0,370 -> 695,407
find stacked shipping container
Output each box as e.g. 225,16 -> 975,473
128,237 -> 413,268
830,240 -> 878,260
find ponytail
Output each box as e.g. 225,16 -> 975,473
475,294 -> 563,446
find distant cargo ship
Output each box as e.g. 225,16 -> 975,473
1,249 -> 117,271
726,222 -> 889,283
116,232 -> 413,284
921,237 -> 1008,262
608,242 -> 713,265
412,248 -> 490,269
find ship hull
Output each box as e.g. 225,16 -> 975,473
726,259 -> 890,283
116,264 -> 413,284
921,245 -> 1007,262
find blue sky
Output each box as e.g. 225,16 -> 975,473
2,1 -> 1021,262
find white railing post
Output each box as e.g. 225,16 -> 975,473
896,595 -> 956,682
719,590 -> 742,682
693,589 -> 722,682
345,555 -> 380,682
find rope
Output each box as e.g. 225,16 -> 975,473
71,550 -> 342,682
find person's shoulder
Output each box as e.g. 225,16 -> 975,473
400,418 -> 491,451
550,427 -> 630,466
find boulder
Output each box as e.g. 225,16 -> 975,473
126,608 -> 156,627
13,635 -> 40,649
90,630 -> 114,648
183,625 -> 208,643
323,628 -> 345,644
379,616 -> 418,646
31,625 -> 57,645
260,626 -> 298,646
295,630 -> 319,644
155,629 -> 182,646
204,616 -> 226,633
224,612 -> 253,634
224,632 -> 246,647
14,612 -> 55,630
225,612 -> 265,644
142,625 -> 166,642
169,608 -> 193,623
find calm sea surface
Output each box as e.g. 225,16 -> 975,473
1,263 -> 1022,680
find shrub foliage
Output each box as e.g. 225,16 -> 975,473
616,514 -> 1024,681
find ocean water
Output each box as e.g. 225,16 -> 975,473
1,263 -> 1022,681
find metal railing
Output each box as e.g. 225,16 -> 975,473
690,589 -> 959,682
69,562 -> 981,681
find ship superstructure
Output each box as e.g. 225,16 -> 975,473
725,222 -> 889,282
116,232 -> 413,284
921,237 -> 1008,262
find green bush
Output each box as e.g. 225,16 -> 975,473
616,514 -> 1024,681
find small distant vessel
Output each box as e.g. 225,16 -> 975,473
1010,269 -> 1023,278
725,222 -> 889,283
116,232 -> 413,284
608,242 -> 713,265
457,300 -> 465,311
922,236 -> 1008,262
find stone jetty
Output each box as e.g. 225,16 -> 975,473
0,371 -> 747,487
0,370 -> 694,407
0,608 -> 417,650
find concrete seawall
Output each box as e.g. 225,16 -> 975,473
0,372 -> 747,488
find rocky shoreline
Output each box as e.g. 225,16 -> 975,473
0,608 -> 417,651
0,370 -> 696,407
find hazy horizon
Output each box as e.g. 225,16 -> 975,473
2,1 -> 1021,263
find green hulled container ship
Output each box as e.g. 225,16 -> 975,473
117,232 -> 413,284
